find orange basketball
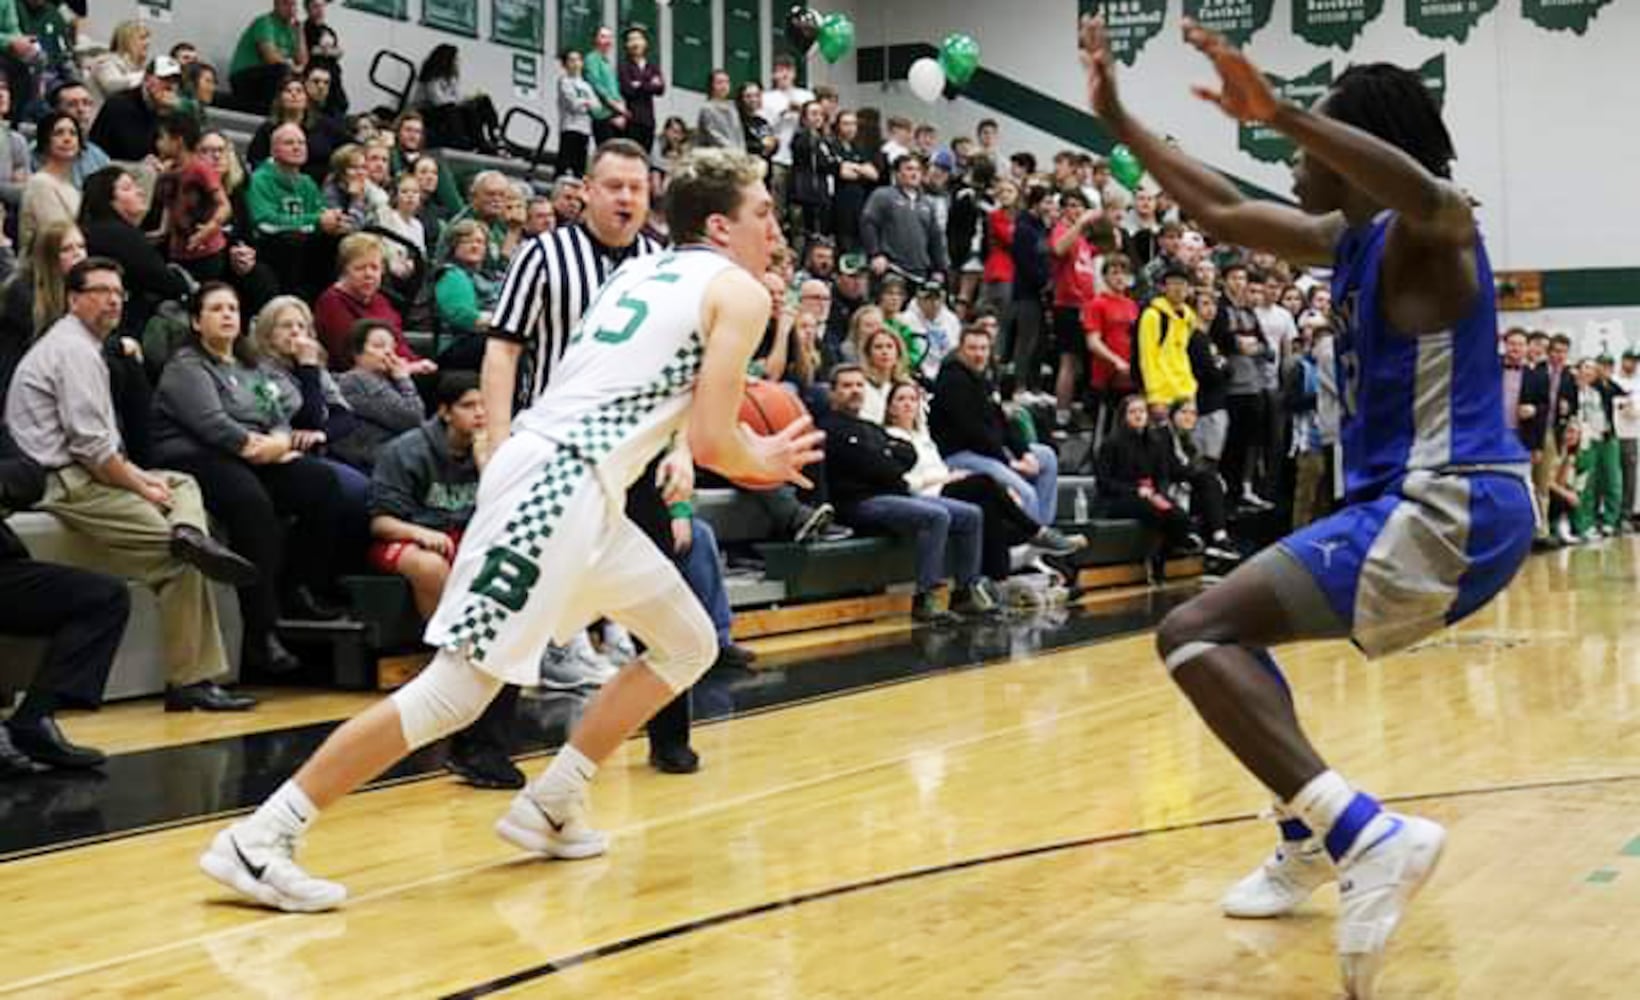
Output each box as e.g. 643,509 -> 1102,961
733,380 -> 811,490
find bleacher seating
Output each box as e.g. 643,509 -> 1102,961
0,513 -> 243,702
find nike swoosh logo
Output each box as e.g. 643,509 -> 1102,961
230,836 -> 268,880
1357,816 -> 1405,860
529,798 -> 565,832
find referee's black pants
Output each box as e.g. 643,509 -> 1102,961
627,459 -> 693,755
0,545 -> 127,714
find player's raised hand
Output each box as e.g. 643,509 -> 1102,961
1077,15 -> 1124,123
743,414 -> 826,490
1181,18 -> 1279,123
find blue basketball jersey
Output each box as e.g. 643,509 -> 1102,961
1328,213 -> 1528,502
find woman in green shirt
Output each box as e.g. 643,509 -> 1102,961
432,220 -> 498,372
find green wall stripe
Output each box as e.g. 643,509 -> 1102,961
855,45 -> 1640,309
1540,269 -> 1640,310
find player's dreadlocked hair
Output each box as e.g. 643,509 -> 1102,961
1327,63 -> 1455,180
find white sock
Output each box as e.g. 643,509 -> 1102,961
1288,770 -> 1354,837
250,780 -> 318,840
529,744 -> 598,802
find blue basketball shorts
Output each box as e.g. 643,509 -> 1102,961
1275,468 -> 1534,658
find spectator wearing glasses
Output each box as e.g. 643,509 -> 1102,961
5,258 -> 261,709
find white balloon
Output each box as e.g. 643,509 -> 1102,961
907,57 -> 946,104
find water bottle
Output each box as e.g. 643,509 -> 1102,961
1074,486 -> 1090,523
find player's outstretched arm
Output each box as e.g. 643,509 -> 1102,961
1180,19 -> 1474,249
1078,15 -> 1342,266
689,269 -> 826,488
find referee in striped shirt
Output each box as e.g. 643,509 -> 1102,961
467,139 -> 702,778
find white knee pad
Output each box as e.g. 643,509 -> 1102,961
613,596 -> 718,694
391,649 -> 506,749
1164,640 -> 1220,673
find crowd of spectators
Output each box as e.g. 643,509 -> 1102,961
0,8 -> 1626,774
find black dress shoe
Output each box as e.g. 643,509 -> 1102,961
648,743 -> 701,774
282,586 -> 349,622
717,643 -> 758,670
6,717 -> 106,769
0,725 -> 47,777
170,525 -> 259,587
243,634 -> 303,675
165,681 -> 259,713
447,748 -> 526,789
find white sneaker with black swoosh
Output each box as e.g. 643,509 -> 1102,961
495,791 -> 608,859
1336,813 -> 1447,999
199,823 -> 348,913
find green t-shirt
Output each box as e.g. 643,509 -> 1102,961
230,13 -> 297,77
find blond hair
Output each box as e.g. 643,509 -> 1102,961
110,21 -> 149,61
336,233 -> 384,271
666,148 -> 766,244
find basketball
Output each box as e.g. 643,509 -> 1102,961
733,379 -> 810,490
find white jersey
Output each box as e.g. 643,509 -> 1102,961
513,247 -> 737,492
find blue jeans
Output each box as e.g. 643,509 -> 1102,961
676,518 -> 732,646
946,443 -> 1059,524
848,494 -> 982,592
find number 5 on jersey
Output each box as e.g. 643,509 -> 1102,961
592,255 -> 682,346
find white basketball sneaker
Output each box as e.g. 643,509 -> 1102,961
199,823 -> 348,913
1336,813 -> 1447,999
1221,839 -> 1335,918
495,791 -> 608,860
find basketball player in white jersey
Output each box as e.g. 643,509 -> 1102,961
199,149 -> 824,912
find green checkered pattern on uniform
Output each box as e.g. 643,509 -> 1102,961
445,335 -> 706,664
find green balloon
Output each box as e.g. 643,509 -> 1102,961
938,33 -> 981,87
1109,144 -> 1144,192
818,12 -> 855,64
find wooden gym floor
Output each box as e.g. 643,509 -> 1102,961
2,542 -> 1638,998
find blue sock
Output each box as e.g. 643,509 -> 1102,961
1322,793 -> 1383,862
1279,818 -> 1314,842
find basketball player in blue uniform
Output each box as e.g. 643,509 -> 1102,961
1081,17 -> 1533,997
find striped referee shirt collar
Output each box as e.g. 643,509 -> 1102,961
570,221 -> 659,259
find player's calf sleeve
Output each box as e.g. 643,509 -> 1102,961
392,649 -> 506,748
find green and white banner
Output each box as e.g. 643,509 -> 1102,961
671,0 -> 714,92
558,0 -> 600,53
1523,0 -> 1611,35
1079,0 -> 1168,67
1292,0 -> 1383,50
343,0 -> 406,19
491,0 -> 543,51
1418,52 -> 1447,110
512,53 -> 539,100
1405,0 -> 1496,42
1182,0 -> 1274,46
422,0 -> 478,38
724,0 -> 761,87
1238,61 -> 1332,164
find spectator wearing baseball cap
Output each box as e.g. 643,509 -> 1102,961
89,56 -> 184,162
900,280 -> 961,383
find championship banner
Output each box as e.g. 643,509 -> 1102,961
1182,0 -> 1273,46
491,0 -> 543,51
1405,0 -> 1497,42
1522,0 -> 1610,35
343,0 -> 407,19
1238,61 -> 1332,164
1079,0 -> 1168,67
1292,0 -> 1383,49
422,0 -> 478,38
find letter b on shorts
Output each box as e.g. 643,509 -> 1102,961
470,546 -> 540,612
